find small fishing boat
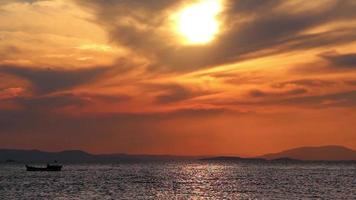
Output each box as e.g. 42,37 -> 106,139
26,164 -> 62,171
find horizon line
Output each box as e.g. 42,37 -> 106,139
1,144 -> 354,158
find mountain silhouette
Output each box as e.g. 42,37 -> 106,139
1,145 -> 356,163
0,149 -> 194,163
261,145 -> 356,161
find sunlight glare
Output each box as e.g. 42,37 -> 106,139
175,0 -> 223,45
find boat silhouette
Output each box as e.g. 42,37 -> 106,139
26,164 -> 62,171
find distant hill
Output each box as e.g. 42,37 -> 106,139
261,145 -> 356,161
2,145 -> 356,163
0,149 -> 196,163
0,149 -> 93,163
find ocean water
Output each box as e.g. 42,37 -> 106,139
0,161 -> 355,199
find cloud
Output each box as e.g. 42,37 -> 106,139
155,85 -> 194,104
249,88 -> 307,98
0,87 -> 25,100
15,94 -> 87,111
230,90 -> 356,108
272,79 -> 336,88
278,90 -> 356,108
225,0 -> 282,14
2,0 -> 356,154
76,0 -> 356,72
320,52 -> 356,68
152,84 -> 213,104
0,65 -> 109,94
80,92 -> 131,104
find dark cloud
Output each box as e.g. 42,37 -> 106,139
321,52 -> 356,68
202,70 -> 265,86
249,88 -> 307,98
155,85 -> 193,104
17,94 -> 85,110
225,0 -> 282,14
153,84 -> 212,104
278,90 -> 356,108
280,27 -> 356,52
0,65 -> 109,94
76,0 -> 356,72
272,79 -> 336,88
230,90 -> 356,108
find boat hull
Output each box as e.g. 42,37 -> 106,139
26,165 -> 62,171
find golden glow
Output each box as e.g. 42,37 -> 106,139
76,44 -> 112,52
175,0 -> 223,45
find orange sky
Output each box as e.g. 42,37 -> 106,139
0,0 -> 356,156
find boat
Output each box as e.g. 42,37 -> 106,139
26,164 -> 62,171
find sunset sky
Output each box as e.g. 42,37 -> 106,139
0,0 -> 356,156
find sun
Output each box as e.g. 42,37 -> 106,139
174,0 -> 223,45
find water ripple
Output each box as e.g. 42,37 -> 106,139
0,162 -> 355,199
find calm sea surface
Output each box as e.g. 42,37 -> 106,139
0,161 -> 355,199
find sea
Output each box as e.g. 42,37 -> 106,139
0,161 -> 355,199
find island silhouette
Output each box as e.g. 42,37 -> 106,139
1,145 -> 356,163
260,145 -> 356,161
